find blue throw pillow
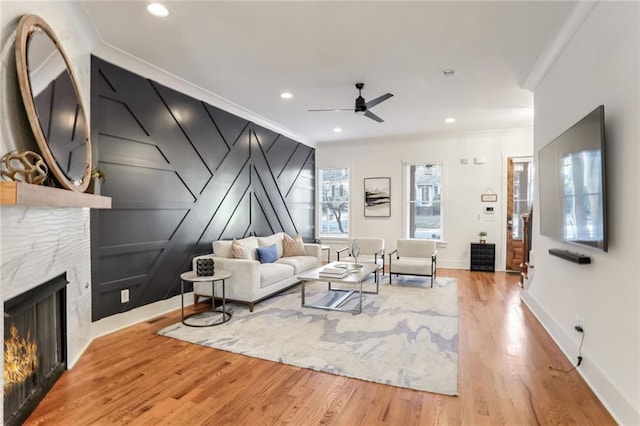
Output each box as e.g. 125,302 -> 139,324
256,243 -> 278,264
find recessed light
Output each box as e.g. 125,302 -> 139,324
280,92 -> 293,99
442,69 -> 456,77
147,3 -> 169,17
333,128 -> 342,133
445,117 -> 456,124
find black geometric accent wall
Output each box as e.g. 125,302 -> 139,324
90,56 -> 315,320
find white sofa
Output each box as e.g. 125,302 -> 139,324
191,233 -> 322,311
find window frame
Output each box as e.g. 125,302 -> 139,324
317,166 -> 351,239
402,161 -> 445,241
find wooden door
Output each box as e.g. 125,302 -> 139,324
506,157 -> 534,271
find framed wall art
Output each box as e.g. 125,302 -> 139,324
364,177 -> 391,217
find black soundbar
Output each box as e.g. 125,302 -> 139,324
548,248 -> 591,264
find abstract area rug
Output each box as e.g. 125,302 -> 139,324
158,275 -> 458,395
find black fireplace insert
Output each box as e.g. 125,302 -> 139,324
4,273 -> 68,426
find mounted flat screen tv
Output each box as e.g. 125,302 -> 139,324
538,105 -> 608,251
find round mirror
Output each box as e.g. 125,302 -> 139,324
15,15 -> 91,192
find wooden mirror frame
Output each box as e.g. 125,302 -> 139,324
15,14 -> 91,192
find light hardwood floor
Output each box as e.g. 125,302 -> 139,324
27,270 -> 615,425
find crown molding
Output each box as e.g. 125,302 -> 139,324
523,1 -> 599,91
92,43 -> 316,148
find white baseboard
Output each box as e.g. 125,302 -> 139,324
520,291 -> 639,425
65,294 -> 190,369
90,293 -> 189,341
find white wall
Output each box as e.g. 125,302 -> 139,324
316,128 -> 532,270
523,2 -> 639,424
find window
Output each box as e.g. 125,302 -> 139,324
405,163 -> 442,240
319,167 -> 349,237
418,184 -> 435,206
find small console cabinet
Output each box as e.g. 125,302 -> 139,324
470,243 -> 496,272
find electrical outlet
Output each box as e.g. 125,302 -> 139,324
121,289 -> 129,304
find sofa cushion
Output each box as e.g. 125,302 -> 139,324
256,243 -> 279,263
276,255 -> 318,274
257,233 -> 284,258
390,258 -> 432,275
283,234 -> 306,257
260,263 -> 294,288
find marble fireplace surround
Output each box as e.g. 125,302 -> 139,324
1,206 -> 91,423
0,204 -> 185,422
1,206 -> 93,367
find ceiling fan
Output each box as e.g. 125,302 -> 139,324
308,83 -> 393,123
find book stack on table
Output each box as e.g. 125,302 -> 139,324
318,266 -> 349,278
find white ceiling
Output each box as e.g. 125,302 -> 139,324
81,1 -> 578,145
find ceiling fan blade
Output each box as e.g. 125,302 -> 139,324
308,108 -> 353,112
364,110 -> 384,123
365,93 -> 393,109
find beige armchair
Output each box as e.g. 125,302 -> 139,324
336,237 -> 385,284
388,239 -> 437,286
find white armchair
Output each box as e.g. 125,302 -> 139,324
387,239 -> 437,286
336,238 -> 385,284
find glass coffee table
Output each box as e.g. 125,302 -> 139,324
297,262 -> 379,314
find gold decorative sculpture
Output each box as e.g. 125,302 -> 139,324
0,150 -> 48,184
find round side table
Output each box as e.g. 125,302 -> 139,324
180,270 -> 232,327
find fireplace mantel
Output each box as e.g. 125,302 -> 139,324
0,182 -> 111,209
